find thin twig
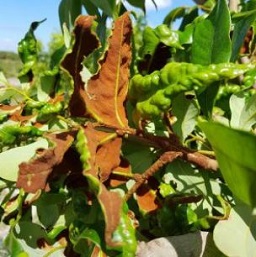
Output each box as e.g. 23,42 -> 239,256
124,151 -> 182,200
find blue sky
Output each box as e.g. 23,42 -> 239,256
0,0 -> 194,53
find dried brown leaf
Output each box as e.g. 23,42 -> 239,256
83,12 -> 132,127
136,185 -> 160,213
16,132 -> 74,193
80,123 -> 124,247
98,185 -> 123,247
83,123 -> 121,181
61,15 -> 100,116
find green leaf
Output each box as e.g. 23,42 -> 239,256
0,139 -> 48,185
4,230 -> 28,257
231,10 -> 256,62
88,0 -> 116,17
172,93 -> 199,142
163,7 -> 186,27
214,203 -> 256,257
165,160 -> 227,212
35,193 -> 66,228
126,0 -> 145,12
72,228 -> 101,256
14,222 -> 48,248
197,81 -> 220,118
191,0 -> 231,65
58,0 -> 82,30
81,0 -> 100,17
230,93 -> 246,129
199,121 -> 256,207
230,94 -> 256,131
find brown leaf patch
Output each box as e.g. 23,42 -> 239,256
83,12 -> 132,128
16,132 -> 74,193
80,123 -> 124,247
61,15 -> 100,116
82,123 -> 121,181
136,184 -> 160,213
98,185 -> 123,247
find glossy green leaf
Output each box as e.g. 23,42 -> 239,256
172,93 -> 199,142
191,0 -> 231,65
0,139 -> 48,185
199,121 -> 256,207
214,203 -> 256,257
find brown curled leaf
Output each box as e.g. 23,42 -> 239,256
16,132 -> 74,193
83,12 -> 132,128
61,15 -> 100,116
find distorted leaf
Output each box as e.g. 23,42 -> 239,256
77,123 -> 124,247
98,186 -> 123,247
18,19 -> 46,79
61,15 -> 100,116
199,121 -> 256,207
16,132 -> 74,193
83,12 -> 132,128
82,123 -> 121,181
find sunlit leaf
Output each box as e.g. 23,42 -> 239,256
214,203 -> 256,257
230,93 -> 256,131
0,139 -> 48,186
172,93 -> 199,142
199,121 -> 256,207
191,0 -> 231,65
